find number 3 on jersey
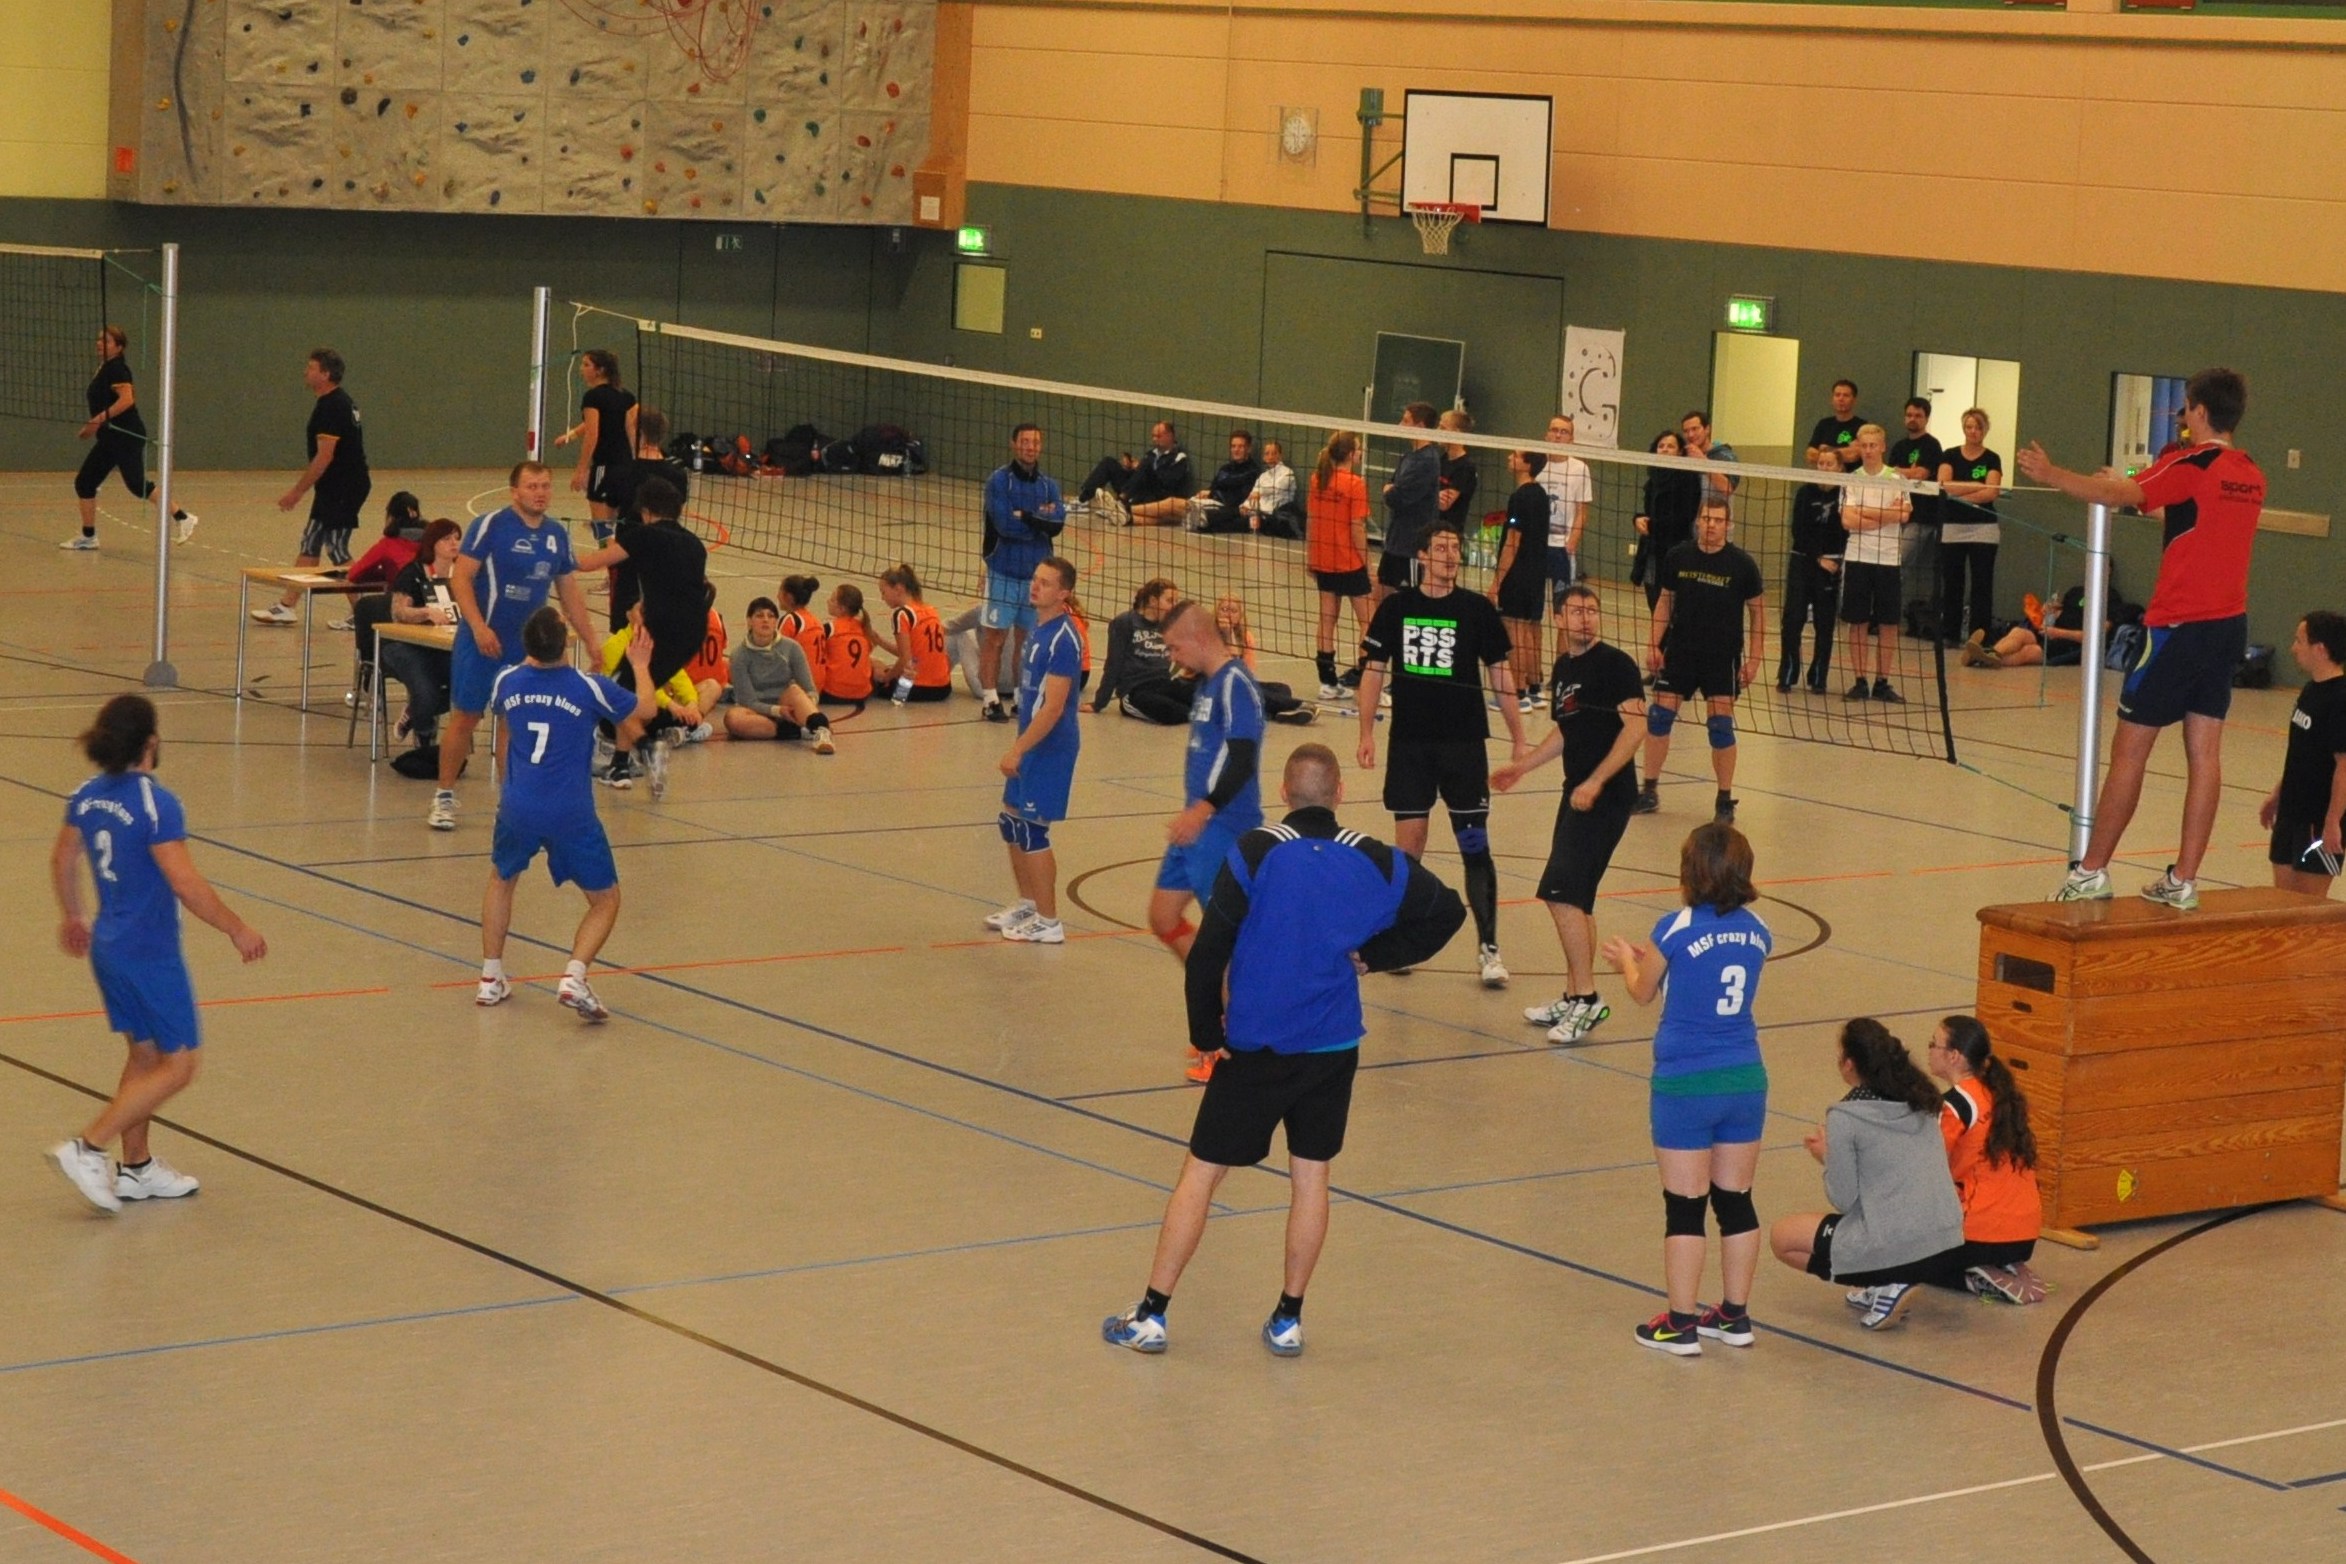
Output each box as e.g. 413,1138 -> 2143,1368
1715,964 -> 1747,1017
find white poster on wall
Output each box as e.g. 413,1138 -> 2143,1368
1561,326 -> 1625,449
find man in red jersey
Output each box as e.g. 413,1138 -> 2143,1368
2019,368 -> 2263,912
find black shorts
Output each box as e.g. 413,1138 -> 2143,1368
1536,789 -> 1633,910
1383,739 -> 1490,819
1189,1046 -> 1359,1166
1496,570 -> 1545,624
2271,818 -> 2341,875
74,435 -> 148,501
2118,614 -> 2246,729
1377,554 -> 1418,591
1804,1215 -> 1968,1288
1840,562 -> 1902,628
1654,645 -> 1741,703
1314,567 -> 1372,599
587,461 -> 634,508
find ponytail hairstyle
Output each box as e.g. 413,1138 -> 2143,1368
382,490 -> 424,536
779,574 -> 819,611
1315,431 -> 1359,496
582,348 -> 622,389
1839,1018 -> 1942,1114
879,562 -> 925,600
1940,1015 -> 2038,1171
832,582 -> 874,639
81,694 -> 157,774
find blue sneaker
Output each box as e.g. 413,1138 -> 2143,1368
1102,1306 -> 1167,1353
1262,1313 -> 1304,1357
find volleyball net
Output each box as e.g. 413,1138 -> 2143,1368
580,304 -> 1959,762
0,244 -> 125,429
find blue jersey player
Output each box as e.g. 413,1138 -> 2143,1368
985,557 -> 1083,944
47,696 -> 267,1214
432,461 -> 596,833
476,607 -> 655,1021
1605,822 -> 1773,1356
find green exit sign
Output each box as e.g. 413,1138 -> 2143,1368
956,225 -> 990,256
1725,295 -> 1774,333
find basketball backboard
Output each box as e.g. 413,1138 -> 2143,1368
1400,92 -> 1552,226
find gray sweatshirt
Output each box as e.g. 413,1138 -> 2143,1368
730,634 -> 815,717
1821,1093 -> 1966,1275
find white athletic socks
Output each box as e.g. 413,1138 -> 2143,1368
481,959 -> 504,979
564,960 -> 588,981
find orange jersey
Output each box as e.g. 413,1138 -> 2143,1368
819,614 -> 876,699
1941,1078 -> 2042,1243
1307,470 -> 1370,574
891,600 -> 951,687
780,608 -> 824,672
685,608 -> 729,689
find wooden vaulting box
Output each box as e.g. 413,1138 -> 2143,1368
1975,890 -> 2346,1242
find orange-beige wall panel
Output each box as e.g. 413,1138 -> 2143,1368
968,112 -> 1225,202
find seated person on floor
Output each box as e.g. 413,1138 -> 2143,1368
724,596 -> 835,753
1212,595 -> 1313,723
1188,429 -> 1264,533
1962,585 -> 2095,669
818,583 -> 878,706
1926,1016 -> 2046,1305
1092,578 -> 1190,722
1097,422 -> 1194,527
1241,439 -> 1303,538
600,607 -> 709,753
876,563 -> 955,701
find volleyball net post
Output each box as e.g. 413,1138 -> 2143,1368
2069,500 -> 2114,865
142,241 -> 181,690
526,285 -> 552,461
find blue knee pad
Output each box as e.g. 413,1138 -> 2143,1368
999,811 -> 1052,853
1707,712 -> 1736,750
1453,819 -> 1491,856
1646,704 -> 1678,739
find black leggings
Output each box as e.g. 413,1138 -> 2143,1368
1779,554 -> 1839,683
1116,673 -> 1194,724
1941,542 -> 1998,642
74,435 -> 150,502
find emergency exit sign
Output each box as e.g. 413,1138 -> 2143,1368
1725,295 -> 1774,333
956,225 -> 990,256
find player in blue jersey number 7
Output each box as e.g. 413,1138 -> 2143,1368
48,696 -> 268,1214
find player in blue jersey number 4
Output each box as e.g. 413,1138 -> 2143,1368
47,696 -> 268,1214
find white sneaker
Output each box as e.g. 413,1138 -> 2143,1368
1001,912 -> 1065,944
1845,1287 -> 1875,1311
1524,995 -> 1577,1027
49,1140 -> 120,1213
250,603 -> 297,626
644,738 -> 670,800
116,1157 -> 199,1200
983,898 -> 1037,931
1262,1313 -> 1305,1357
60,534 -> 99,551
327,616 -> 356,632
2139,867 -> 2199,911
1478,944 -> 1509,988
173,508 -> 199,543
1860,1282 -> 1918,1331
682,722 -> 713,745
1096,492 -> 1131,527
557,974 -> 609,1022
427,791 -> 457,831
811,727 -> 836,755
1101,1305 -> 1167,1353
2052,865 -> 2112,903
1547,999 -> 1609,1045
475,973 -> 510,1007
1318,681 -> 1345,701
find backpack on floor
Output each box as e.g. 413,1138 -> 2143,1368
851,423 -> 919,476
2235,643 -> 2275,689
767,424 -> 829,477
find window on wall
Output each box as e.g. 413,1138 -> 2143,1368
2110,373 -> 2189,476
954,264 -> 1006,335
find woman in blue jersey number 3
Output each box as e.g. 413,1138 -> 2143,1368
48,696 -> 268,1213
1603,822 -> 1771,1356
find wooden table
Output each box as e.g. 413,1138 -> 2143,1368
1976,889 -> 2346,1246
367,621 -> 456,761
235,567 -> 368,714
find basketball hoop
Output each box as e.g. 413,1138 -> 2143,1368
1408,202 -> 1480,255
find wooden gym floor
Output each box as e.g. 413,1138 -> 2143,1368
0,469 -> 2340,1564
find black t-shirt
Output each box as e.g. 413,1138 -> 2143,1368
1549,641 -> 1645,797
1890,433 -> 1943,526
1810,416 -> 1865,465
88,355 -> 145,438
307,387 -> 370,510
1362,585 -> 1511,743
1439,451 -> 1479,524
1498,481 -> 1550,594
1658,541 -> 1764,662
610,455 -> 690,527
389,556 -> 454,620
2279,675 -> 2346,822
583,385 -> 638,471
617,519 -> 709,652
1940,444 -> 2003,521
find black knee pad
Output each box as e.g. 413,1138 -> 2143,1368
1663,1189 -> 1709,1238
1709,1184 -> 1758,1236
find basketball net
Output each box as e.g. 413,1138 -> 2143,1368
1409,203 -> 1476,255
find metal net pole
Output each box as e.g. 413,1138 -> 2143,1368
142,242 -> 180,689
526,285 -> 550,459
2069,500 -> 2113,864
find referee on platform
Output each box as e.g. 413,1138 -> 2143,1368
1102,744 -> 1464,1358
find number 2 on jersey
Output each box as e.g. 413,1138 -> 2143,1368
526,721 -> 551,764
1715,964 -> 1747,1017
93,828 -> 116,882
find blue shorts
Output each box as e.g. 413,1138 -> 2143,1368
91,949 -> 200,1053
1155,817 -> 1249,899
1649,1088 -> 1769,1151
452,636 -> 523,716
1003,746 -> 1076,825
492,809 -> 619,891
981,569 -> 1036,633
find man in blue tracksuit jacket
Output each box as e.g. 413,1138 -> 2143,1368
1102,742 -> 1466,1358
979,421 -> 1064,721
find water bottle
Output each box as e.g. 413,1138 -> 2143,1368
892,675 -> 913,706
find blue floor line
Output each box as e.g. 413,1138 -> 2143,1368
0,1293 -> 577,1378
2062,1417 -> 2294,1493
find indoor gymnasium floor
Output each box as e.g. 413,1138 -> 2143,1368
1,469 -> 2341,1564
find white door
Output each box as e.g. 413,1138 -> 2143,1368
1914,353 -> 2021,460
1709,333 -> 1800,468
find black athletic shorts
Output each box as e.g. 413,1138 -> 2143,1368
1653,646 -> 1741,703
1839,562 -> 1902,628
587,461 -> 634,508
2271,817 -> 2341,875
1384,739 -> 1490,819
1536,789 -> 1634,911
1314,567 -> 1372,599
1805,1215 -> 1968,1288
2118,614 -> 2246,729
1189,1045 -> 1359,1166
1377,553 -> 1418,592
74,435 -> 147,501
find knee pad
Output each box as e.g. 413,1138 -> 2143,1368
1664,1189 -> 1709,1238
1156,917 -> 1195,951
1709,1184 -> 1758,1236
1646,703 -> 1678,739
1707,713 -> 1736,751
998,811 -> 1049,852
1452,818 -> 1490,857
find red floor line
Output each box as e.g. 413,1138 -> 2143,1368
0,1486 -> 143,1564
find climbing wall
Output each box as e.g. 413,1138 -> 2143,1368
109,0 -> 936,223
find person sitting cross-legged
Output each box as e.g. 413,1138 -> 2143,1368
723,596 -> 835,754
